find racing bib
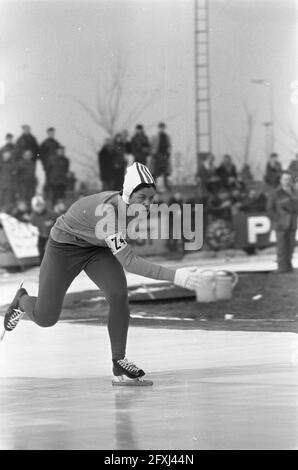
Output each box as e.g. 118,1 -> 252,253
105,232 -> 128,254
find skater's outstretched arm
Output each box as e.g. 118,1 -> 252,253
105,232 -> 199,290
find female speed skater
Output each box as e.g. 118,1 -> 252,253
2,163 -> 199,386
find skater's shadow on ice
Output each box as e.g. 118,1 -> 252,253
113,388 -> 152,450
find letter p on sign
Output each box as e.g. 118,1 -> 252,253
247,216 -> 271,244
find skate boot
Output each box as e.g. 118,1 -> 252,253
112,357 -> 153,386
1,281 -> 27,341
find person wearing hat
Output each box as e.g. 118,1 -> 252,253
40,127 -> 61,173
151,122 -> 172,190
267,170 -> 298,273
0,133 -> 16,159
3,163 -> 201,386
15,125 -> 40,162
130,124 -> 151,166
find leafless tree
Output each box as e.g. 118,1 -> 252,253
242,101 -> 257,165
73,55 -> 161,139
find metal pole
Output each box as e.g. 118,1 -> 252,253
194,0 -> 199,173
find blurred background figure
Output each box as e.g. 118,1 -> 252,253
151,122 -> 172,190
130,124 -> 151,166
198,153 -> 221,197
267,171 -> 298,273
47,146 -> 70,205
98,137 -> 116,190
16,149 -> 37,207
264,153 -> 282,188
0,149 -> 17,213
288,153 -> 298,180
113,133 -> 127,190
30,195 -> 57,264
0,133 -> 16,159
217,154 -> 238,190
15,124 -> 40,162
40,127 -> 61,197
10,200 -> 31,222
121,129 -> 132,155
240,188 -> 267,213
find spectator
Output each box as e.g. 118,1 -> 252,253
47,146 -> 70,205
267,171 -> 298,273
66,170 -> 77,195
240,163 -> 253,185
151,122 -> 172,190
264,153 -> 282,188
130,124 -> 151,165
288,153 -> 298,180
40,127 -> 61,173
15,124 -> 39,162
16,150 -> 37,207
217,154 -> 238,190
0,149 -> 17,212
30,195 -> 57,264
0,133 -> 16,160
198,153 -> 221,196
98,138 -> 116,190
10,200 -> 31,223
240,189 -> 267,213
113,133 -> 127,191
121,129 -> 132,155
206,190 -> 233,221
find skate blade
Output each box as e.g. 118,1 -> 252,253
0,330 -> 6,342
112,376 -> 153,387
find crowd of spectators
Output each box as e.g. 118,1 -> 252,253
2,120 -> 298,257
97,122 -> 172,191
0,125 -> 76,214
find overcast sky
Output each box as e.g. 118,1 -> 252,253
0,0 -> 297,183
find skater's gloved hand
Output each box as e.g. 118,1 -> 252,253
174,267 -> 199,291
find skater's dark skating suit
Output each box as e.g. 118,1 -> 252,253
20,191 -> 175,360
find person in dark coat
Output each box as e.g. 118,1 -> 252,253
98,138 -> 116,190
264,153 -> 282,188
151,122 -> 172,190
130,124 -> 151,166
0,133 -> 16,160
217,154 -> 238,190
10,200 -> 31,223
288,153 -> 298,180
47,146 -> 70,205
198,153 -> 221,196
30,195 -> 58,264
16,149 -> 37,207
40,127 -> 61,172
267,171 -> 298,273
40,127 -> 61,199
240,189 -> 267,213
113,133 -> 127,191
15,125 -> 40,162
0,149 -> 17,212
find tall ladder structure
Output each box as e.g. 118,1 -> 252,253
194,0 -> 212,172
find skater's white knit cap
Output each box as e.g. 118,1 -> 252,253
122,162 -> 155,204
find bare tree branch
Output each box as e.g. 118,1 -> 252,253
242,101 -> 257,165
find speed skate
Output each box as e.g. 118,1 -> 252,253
112,376 -> 153,386
112,357 -> 153,386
